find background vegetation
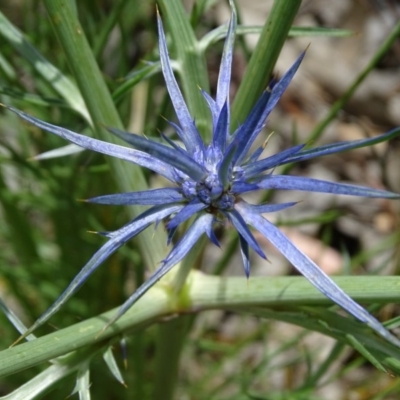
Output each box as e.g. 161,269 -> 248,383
1,0 -> 400,399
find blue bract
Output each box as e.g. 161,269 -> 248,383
5,9 -> 400,346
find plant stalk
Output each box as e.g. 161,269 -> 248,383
43,0 -> 167,270
2,274 -> 400,378
231,0 -> 302,129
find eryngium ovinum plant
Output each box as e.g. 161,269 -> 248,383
4,8 -> 400,348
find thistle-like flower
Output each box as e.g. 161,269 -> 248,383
4,10 -> 400,345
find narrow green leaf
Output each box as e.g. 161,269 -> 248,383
0,51 -> 17,81
346,334 -> 387,373
238,307 -> 400,373
102,346 -> 126,386
112,63 -> 161,103
71,362 -> 91,400
289,26 -> 353,37
32,144 -> 83,160
200,25 -> 353,50
0,87 -> 67,108
0,364 -> 77,400
0,11 -> 90,123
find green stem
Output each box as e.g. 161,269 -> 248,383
1,344 -> 104,400
158,0 -> 211,140
173,235 -> 207,293
0,284 -> 170,378
152,316 -> 191,400
153,236 -> 206,400
231,0 -> 302,128
42,0 -> 166,270
2,274 -> 400,378
131,331 -> 145,399
212,233 -> 238,275
148,2 -> 212,397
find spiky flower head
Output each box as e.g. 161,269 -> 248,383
5,9 -> 400,346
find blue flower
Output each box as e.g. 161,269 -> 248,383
4,9 -> 400,345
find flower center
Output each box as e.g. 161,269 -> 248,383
181,174 -> 235,211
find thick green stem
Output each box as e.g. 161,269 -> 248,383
152,316 -> 191,400
152,236 -> 207,400
0,284 -> 170,378
43,0 -> 166,270
158,0 -> 211,140
173,235 -> 208,293
148,2 -> 212,397
231,0 -> 302,128
2,274 -> 400,378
